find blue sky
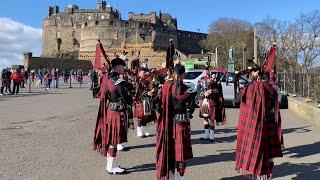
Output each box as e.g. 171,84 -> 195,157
0,0 -> 319,70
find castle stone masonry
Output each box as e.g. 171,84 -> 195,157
39,0 -> 207,68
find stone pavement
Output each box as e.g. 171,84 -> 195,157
0,82 -> 319,180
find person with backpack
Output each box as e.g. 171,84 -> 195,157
10,69 -> 23,95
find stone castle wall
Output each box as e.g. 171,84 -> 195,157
39,1 -> 207,70
23,53 -> 93,72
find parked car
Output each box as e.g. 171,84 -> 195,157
183,69 -> 246,107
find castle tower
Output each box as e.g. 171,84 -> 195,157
97,0 -> 106,10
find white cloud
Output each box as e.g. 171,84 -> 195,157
0,17 -> 42,69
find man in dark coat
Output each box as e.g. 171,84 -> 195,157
156,64 -> 195,180
93,58 -> 132,175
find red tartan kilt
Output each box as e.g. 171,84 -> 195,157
134,103 -> 144,119
105,110 -> 127,146
265,123 -> 283,158
174,124 -> 193,161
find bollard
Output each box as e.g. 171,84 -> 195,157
69,75 -> 72,88
28,78 -> 31,93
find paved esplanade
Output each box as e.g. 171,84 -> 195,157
0,82 -> 319,180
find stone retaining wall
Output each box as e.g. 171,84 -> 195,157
288,97 -> 320,126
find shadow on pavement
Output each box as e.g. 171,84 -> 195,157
127,163 -> 155,173
188,152 -> 235,167
283,141 -> 320,158
273,161 -> 320,179
282,126 -> 312,134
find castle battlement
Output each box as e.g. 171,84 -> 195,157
42,0 -> 207,68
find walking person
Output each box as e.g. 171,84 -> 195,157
1,68 -> 10,95
44,70 -> 53,91
10,69 -> 23,95
54,68 -> 59,88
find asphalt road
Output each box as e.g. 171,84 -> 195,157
0,82 -> 319,180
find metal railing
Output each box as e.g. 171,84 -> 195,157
277,72 -> 320,102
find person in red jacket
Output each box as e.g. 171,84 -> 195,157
11,69 -> 23,95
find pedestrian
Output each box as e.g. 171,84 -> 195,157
93,58 -> 132,175
44,70 -> 53,90
54,68 -> 59,88
141,58 -> 149,69
1,68 -> 9,95
63,69 -> 69,84
10,69 -> 23,95
235,45 -> 283,179
6,68 -> 12,93
156,64 -> 195,180
31,70 -> 35,83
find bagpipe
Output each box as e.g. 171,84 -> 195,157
234,44 -> 277,94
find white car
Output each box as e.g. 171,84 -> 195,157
183,69 -> 245,107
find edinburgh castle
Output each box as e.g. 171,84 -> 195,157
22,0 -> 207,70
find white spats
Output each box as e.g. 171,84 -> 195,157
137,126 -> 143,137
210,129 -> 215,141
141,126 -> 150,137
202,129 -> 210,139
106,155 -> 125,175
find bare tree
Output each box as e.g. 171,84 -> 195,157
203,17 -> 253,69
296,10 -> 320,97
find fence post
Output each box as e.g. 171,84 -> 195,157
28,78 -> 31,93
69,75 -> 72,88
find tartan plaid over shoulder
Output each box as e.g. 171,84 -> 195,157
235,81 -> 283,177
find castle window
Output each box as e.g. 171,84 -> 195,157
71,31 -> 76,39
139,23 -> 143,28
101,15 -> 105,19
56,32 -> 61,38
188,34 -> 191,37
94,14 -> 98,18
84,22 -> 88,27
109,21 -> 114,26
95,21 -> 99,25
57,16 -> 61,20
57,23 -> 61,29
88,16 -> 92,20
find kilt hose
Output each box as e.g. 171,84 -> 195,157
174,123 -> 193,162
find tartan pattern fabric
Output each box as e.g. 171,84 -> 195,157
235,81 -> 283,177
174,123 -> 193,162
156,81 -> 175,180
199,97 -> 227,125
93,75 -> 109,156
105,110 -> 128,146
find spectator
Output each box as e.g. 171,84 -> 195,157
10,69 -> 23,95
141,58 -> 149,69
44,70 -> 53,91
31,70 -> 35,83
6,68 -> 12,93
53,68 -> 59,88
1,68 -> 8,95
63,69 -> 69,84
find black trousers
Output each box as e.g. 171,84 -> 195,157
13,83 -> 20,94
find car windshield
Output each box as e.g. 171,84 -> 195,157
185,71 -> 202,80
